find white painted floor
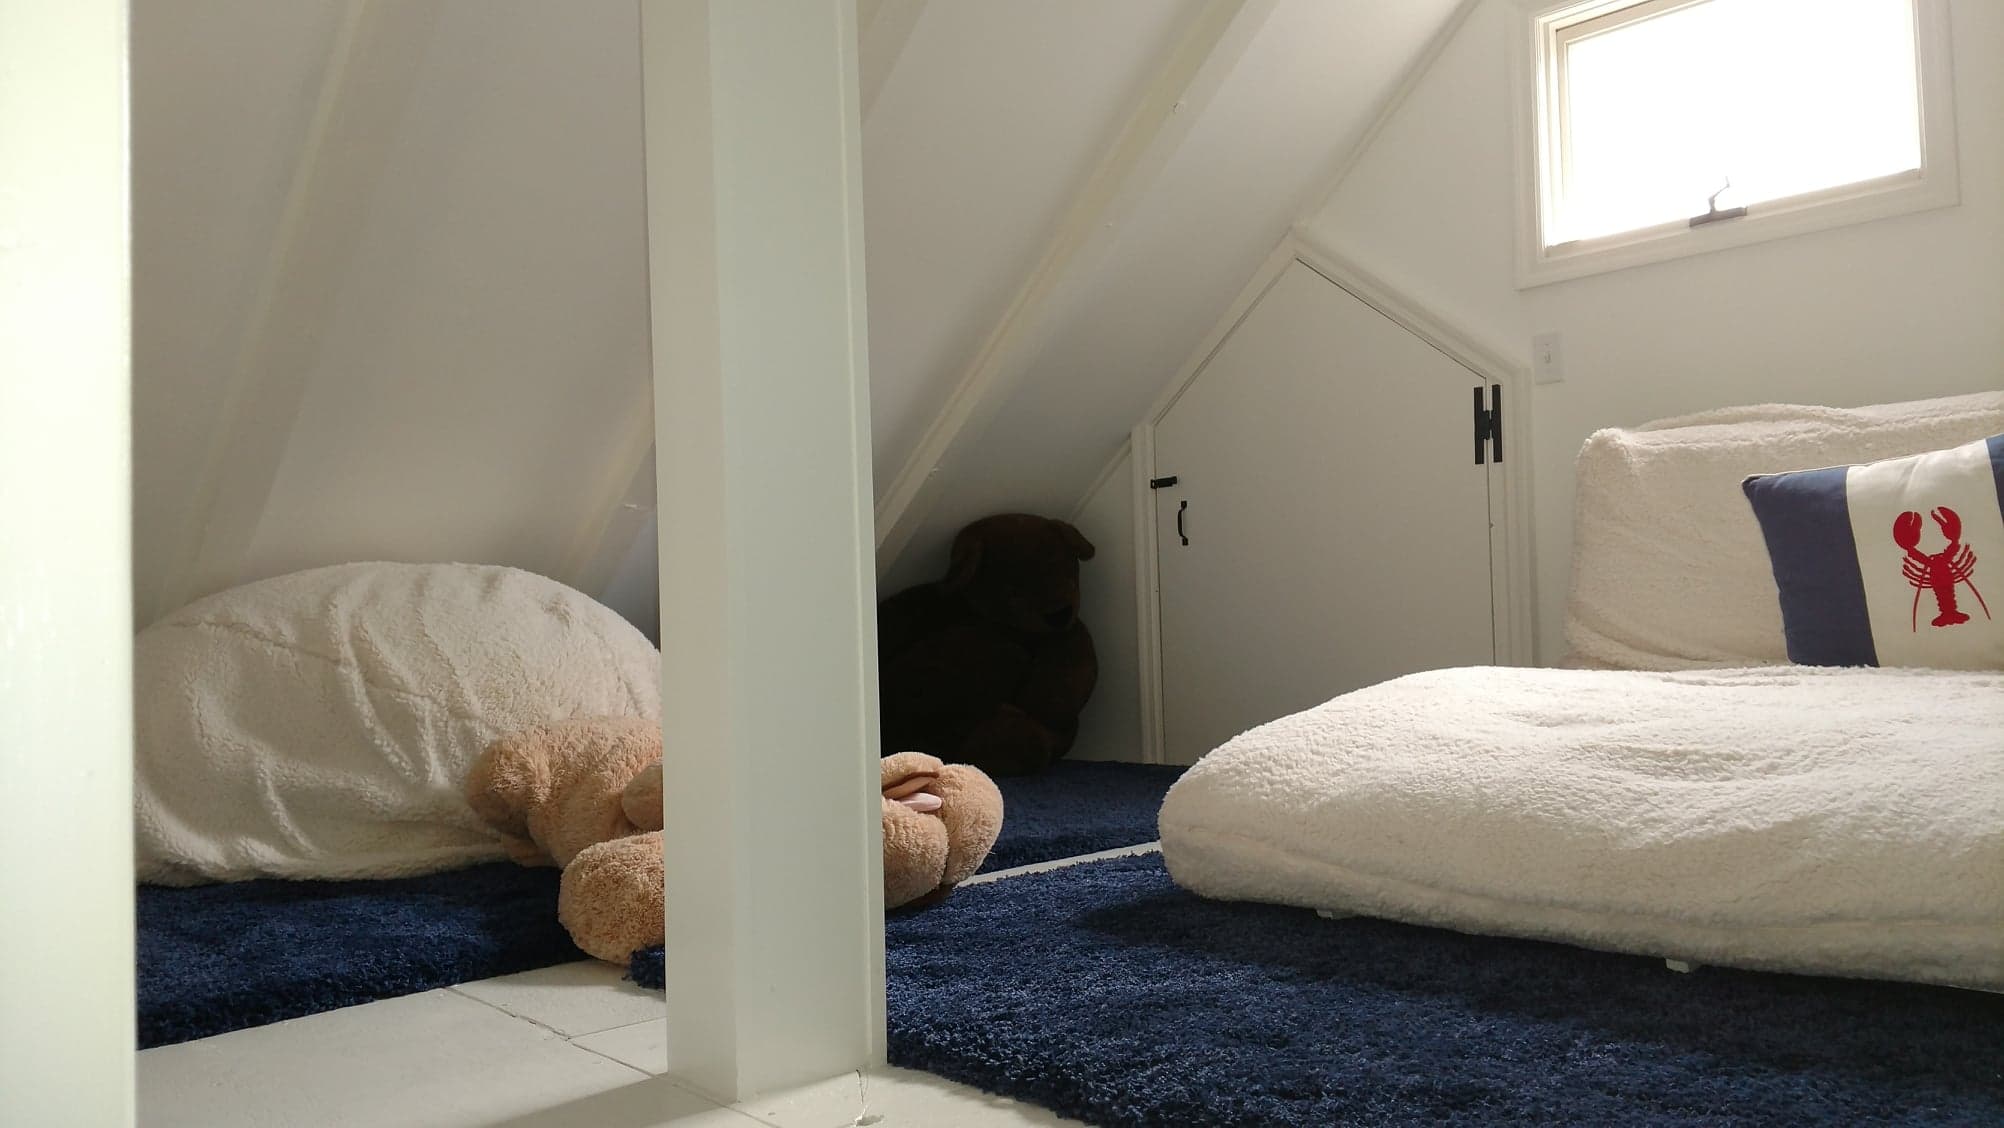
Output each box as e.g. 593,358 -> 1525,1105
137,846 -> 1160,1127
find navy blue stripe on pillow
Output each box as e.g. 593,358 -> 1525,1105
1991,434 -> 2004,516
1742,467 -> 1877,667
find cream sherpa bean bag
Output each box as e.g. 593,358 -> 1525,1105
134,562 -> 659,885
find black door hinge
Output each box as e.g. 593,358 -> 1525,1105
1473,384 -> 1503,465
1149,475 -> 1179,489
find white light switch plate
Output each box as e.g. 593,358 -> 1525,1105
1532,331 -> 1564,384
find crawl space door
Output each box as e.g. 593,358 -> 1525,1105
1152,260 -> 1502,764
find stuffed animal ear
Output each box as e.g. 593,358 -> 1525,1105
944,526 -> 985,589
1057,520 -> 1096,561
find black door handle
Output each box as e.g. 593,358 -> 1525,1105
1176,500 -> 1189,546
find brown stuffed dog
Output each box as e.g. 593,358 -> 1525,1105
467,718 -> 1004,964
878,513 -> 1098,776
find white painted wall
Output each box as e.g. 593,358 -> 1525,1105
1302,0 -> 2004,660
600,512 -> 663,645
129,0 -> 1483,665
1070,449 -> 1144,761
130,0 -> 1265,644
883,0 -> 1468,594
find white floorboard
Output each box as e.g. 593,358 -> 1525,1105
570,1017 -> 670,1077
451,960 -> 667,1037
739,1068 -> 1089,1127
136,988 -> 666,1128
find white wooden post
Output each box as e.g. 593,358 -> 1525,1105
0,0 -> 135,1124
642,0 -> 887,1103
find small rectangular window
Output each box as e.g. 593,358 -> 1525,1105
1517,0 -> 1957,286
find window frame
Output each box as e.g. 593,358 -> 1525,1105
1512,0 -> 1959,288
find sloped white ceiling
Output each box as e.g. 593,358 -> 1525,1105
133,0 -> 652,626
131,0 -> 1461,629
242,1 -> 652,588
862,0 -> 1206,488
131,0 -> 351,621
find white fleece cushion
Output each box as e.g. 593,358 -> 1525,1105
135,562 -> 660,885
1566,390 -> 2004,670
1160,665 -> 2004,989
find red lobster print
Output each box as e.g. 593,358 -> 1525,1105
1892,506 -> 1989,630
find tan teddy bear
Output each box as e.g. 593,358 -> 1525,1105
880,750 -> 1003,908
464,716 -> 665,964
466,718 -> 1004,966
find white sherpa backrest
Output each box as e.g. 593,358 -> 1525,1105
1565,389 -> 2004,670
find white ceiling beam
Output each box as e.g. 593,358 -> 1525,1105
0,3 -> 134,1123
643,0 -> 884,1100
149,0 -> 435,620
572,0 -> 921,603
871,0 -> 1278,579
858,0 -> 927,121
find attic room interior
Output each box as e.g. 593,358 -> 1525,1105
2,0 -> 2000,1125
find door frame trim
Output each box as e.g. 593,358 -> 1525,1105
1132,230 -> 1537,763
1129,423 -> 1167,763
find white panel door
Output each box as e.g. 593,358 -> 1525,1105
1154,261 -> 1496,765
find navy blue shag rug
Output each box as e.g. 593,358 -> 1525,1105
981,759 -> 1183,872
866,855 -> 2000,1127
631,758 -> 1180,976
138,863 -> 580,1049
137,760 -> 1176,1049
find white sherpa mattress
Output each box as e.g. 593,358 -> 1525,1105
1159,665 -> 2004,989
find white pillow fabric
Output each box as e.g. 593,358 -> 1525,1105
135,562 -> 660,884
1565,390 -> 2004,670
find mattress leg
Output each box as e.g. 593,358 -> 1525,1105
1664,959 -> 1700,974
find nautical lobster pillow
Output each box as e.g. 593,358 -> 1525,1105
1742,434 -> 2003,669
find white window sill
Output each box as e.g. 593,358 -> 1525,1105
1513,166 -> 1961,288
